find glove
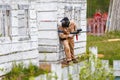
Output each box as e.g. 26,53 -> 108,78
68,34 -> 74,38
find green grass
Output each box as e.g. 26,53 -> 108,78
3,62 -> 48,80
87,31 -> 120,65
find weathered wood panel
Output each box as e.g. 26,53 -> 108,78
29,20 -> 37,28
74,41 -> 86,48
0,37 -> 11,44
38,31 -> 58,39
0,42 -> 38,54
37,12 -> 57,21
38,45 -> 58,53
0,1 -> 38,77
36,3 -> 57,11
36,0 -> 57,2
0,43 -> 12,55
74,47 -> 86,55
38,39 -> 59,46
11,10 -> 18,27
29,10 -> 36,19
30,36 -> 38,41
113,60 -> 120,76
38,22 -> 57,30
39,53 -> 59,61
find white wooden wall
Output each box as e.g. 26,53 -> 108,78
36,0 -> 87,62
36,0 -> 60,62
0,0 -> 87,76
0,1 -> 39,76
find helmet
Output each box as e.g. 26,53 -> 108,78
60,17 -> 70,27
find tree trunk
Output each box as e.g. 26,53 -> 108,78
107,0 -> 120,31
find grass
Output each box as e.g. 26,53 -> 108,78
3,62 -> 48,80
87,31 -> 120,65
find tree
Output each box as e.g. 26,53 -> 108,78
107,0 -> 120,31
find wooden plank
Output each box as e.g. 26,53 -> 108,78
113,60 -> 120,76
36,3 -> 57,11
0,62 -> 12,76
74,41 -> 86,48
81,20 -> 86,26
31,36 -> 38,41
11,4 -> 18,9
0,37 -> 11,44
0,49 -> 38,64
11,17 -> 18,27
59,51 -> 66,60
11,27 -> 18,36
68,64 -> 78,75
38,52 -> 59,61
113,60 -> 120,70
0,43 -> 12,55
62,67 -> 69,79
38,31 -> 58,39
29,10 -> 36,19
38,22 -> 57,30
21,50 -> 38,60
81,13 -> 86,19
29,20 -> 37,28
80,20 -> 87,30
80,26 -> 86,31
37,12 -> 57,21
36,0 -> 57,2
10,42 -> 37,53
30,27 -> 38,32
30,31 -> 38,36
38,38 -> 59,46
74,47 -> 86,55
38,45 -> 58,53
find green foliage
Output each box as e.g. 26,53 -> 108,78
79,54 -> 114,80
87,0 -> 110,18
77,53 -> 89,62
87,31 -> 120,65
3,62 -> 48,80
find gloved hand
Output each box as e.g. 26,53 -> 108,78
68,34 -> 74,38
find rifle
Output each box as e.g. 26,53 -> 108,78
58,29 -> 82,35
58,29 -> 84,40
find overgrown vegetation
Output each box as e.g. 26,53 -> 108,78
87,31 -> 120,65
79,54 -> 114,80
3,62 -> 48,80
87,0 -> 110,18
1,54 -> 115,80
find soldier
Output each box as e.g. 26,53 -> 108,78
58,17 -> 78,64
